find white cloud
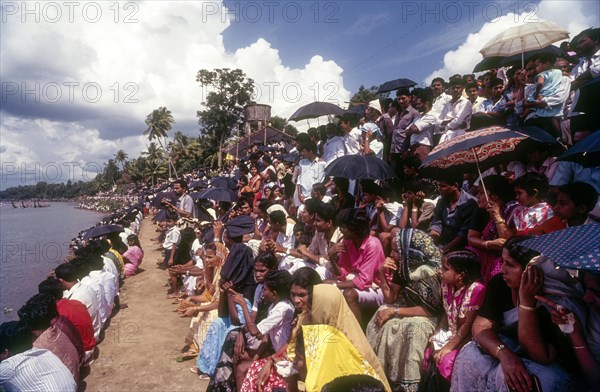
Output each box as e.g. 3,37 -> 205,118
0,0 -> 350,186
423,0 -> 598,84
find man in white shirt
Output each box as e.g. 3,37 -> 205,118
339,113 -> 362,155
55,263 -> 103,340
296,142 -> 326,205
438,76 -> 473,144
0,321 -> 76,392
321,123 -> 346,165
405,90 -> 435,162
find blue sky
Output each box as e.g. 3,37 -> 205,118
0,0 -> 597,189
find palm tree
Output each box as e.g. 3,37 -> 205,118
144,107 -> 178,178
114,149 -> 128,171
141,142 -> 167,186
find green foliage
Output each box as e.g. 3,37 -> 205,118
196,68 -> 254,167
350,85 -> 379,104
270,116 -> 298,136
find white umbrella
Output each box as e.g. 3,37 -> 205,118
480,21 -> 569,67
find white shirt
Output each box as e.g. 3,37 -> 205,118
163,226 -> 181,250
411,111 -> 437,146
0,348 -> 76,392
119,227 -> 134,248
101,255 -> 119,287
80,276 -> 108,326
256,300 -> 295,352
276,222 -> 296,249
439,96 -> 473,133
470,96 -> 486,114
191,239 -> 204,270
343,127 -> 363,155
297,158 -> 326,198
63,281 -> 102,340
572,49 -> 600,79
321,136 -> 346,165
89,270 -> 117,315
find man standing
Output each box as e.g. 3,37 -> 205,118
164,179 -> 196,219
438,76 -> 473,143
296,142 -> 326,205
466,81 -> 486,114
389,89 -> 419,176
339,114 -> 362,155
405,90 -> 436,162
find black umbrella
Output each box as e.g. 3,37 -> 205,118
189,180 -> 205,189
324,155 -> 396,180
152,209 -> 167,222
557,131 -> 600,167
282,152 -> 300,163
83,224 -> 124,240
209,176 -> 238,190
376,78 -> 417,94
346,104 -> 368,118
194,188 -> 239,203
151,191 -> 178,209
289,101 -> 345,122
573,78 -> 600,115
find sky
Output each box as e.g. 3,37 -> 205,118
0,0 -> 598,189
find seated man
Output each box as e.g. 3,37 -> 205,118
429,174 -> 478,252
326,208 -> 385,325
0,321 -> 76,391
18,294 -> 82,381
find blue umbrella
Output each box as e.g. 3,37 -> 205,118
209,176 -> 238,190
557,130 -> 600,168
151,191 -> 178,209
194,188 -> 239,203
289,102 -> 345,122
376,78 -> 417,94
518,224 -> 600,272
152,209 -> 167,222
324,155 -> 395,180
83,224 -> 124,240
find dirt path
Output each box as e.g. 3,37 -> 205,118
83,216 -> 209,391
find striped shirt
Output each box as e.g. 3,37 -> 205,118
0,348 -> 76,391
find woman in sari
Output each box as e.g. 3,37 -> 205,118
178,242 -> 228,359
366,228 -> 443,392
287,284 -> 391,392
467,175 -> 518,284
249,165 -> 262,207
451,236 -> 577,392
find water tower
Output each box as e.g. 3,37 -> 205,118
243,104 -> 271,133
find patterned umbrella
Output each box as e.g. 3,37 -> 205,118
518,224 -> 600,272
421,126 -> 555,199
324,155 -> 395,180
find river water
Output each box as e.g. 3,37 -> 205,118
0,202 -> 104,323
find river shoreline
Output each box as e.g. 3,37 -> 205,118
82,215 -> 208,391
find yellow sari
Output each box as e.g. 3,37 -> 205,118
296,284 -> 391,392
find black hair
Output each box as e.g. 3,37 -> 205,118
558,182 -> 599,212
0,321 -> 34,354
575,27 -> 600,44
396,88 -> 410,97
258,199 -> 273,214
466,82 -> 479,91
532,52 -> 557,65
403,155 -> 422,170
269,210 -> 287,226
18,293 -> 58,331
480,175 -> 515,203
173,179 -> 188,190
166,211 -> 179,222
38,277 -> 65,300
391,99 -> 402,111
307,127 -> 319,139
264,270 -> 292,300
299,141 -> 318,155
127,234 -> 142,250
513,172 -> 549,200
489,77 -> 504,87
333,177 -> 349,193
463,73 -> 475,81
431,77 -> 446,86
361,181 -> 382,196
304,198 -> 320,215
315,202 -> 337,223
290,267 -> 323,309
321,375 -> 386,392
255,251 -> 278,270
295,133 -> 311,144
449,75 -> 464,86
438,172 -> 463,188
336,208 -> 370,238
312,183 -> 327,196
444,250 -> 482,284
55,263 -> 79,283
504,236 -> 540,268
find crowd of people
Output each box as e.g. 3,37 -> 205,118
0,209 -> 144,391
1,26 -> 599,392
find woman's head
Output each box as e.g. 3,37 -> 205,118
441,250 -> 481,287
337,208 -> 370,240
501,236 -> 540,289
513,172 -> 549,207
263,185 -> 273,199
254,251 -> 278,284
204,242 -> 227,268
263,270 -> 292,302
290,267 -> 322,312
477,175 -> 515,208
250,165 -> 258,176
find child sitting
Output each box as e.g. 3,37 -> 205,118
554,182 -> 599,226
521,53 -> 563,121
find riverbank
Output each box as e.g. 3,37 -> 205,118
83,215 -> 208,391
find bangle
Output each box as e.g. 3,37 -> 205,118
394,308 -> 400,318
495,218 -> 506,225
411,208 -> 418,213
572,345 -> 586,350
519,304 -> 536,311
484,241 -> 488,249
496,344 -> 506,357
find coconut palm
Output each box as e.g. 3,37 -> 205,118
114,149 -> 128,171
144,107 -> 178,178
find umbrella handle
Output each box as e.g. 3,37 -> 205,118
472,147 -> 489,202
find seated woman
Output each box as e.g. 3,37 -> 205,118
451,236 -> 577,392
425,250 -> 485,384
122,234 -> 143,277
467,175 -> 518,283
366,228 -> 443,392
537,271 -> 600,391
178,242 -> 228,359
286,284 -> 391,392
